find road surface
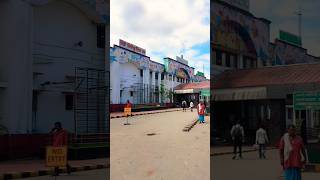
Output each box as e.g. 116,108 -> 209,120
111,110 -> 210,180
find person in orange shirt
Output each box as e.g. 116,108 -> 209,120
125,100 -> 132,108
197,101 -> 206,123
50,122 -> 71,176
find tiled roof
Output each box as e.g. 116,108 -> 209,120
174,81 -> 210,90
213,63 -> 320,89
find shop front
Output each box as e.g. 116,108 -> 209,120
293,91 -> 320,163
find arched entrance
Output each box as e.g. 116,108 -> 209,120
213,19 -> 258,69
176,68 -> 191,83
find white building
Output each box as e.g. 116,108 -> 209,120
110,40 -> 207,105
0,0 -> 108,134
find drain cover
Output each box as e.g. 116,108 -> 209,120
146,133 -> 157,136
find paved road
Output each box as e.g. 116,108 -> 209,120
111,111 -> 210,180
211,149 -> 319,180
20,169 -> 109,180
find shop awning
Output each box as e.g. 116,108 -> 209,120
174,89 -> 194,94
213,87 -> 267,101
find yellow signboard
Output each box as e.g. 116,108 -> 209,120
46,146 -> 67,167
124,107 -> 132,116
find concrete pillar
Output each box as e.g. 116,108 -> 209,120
239,55 -> 244,69
158,72 -> 161,103
143,68 -> 150,103
0,1 -> 33,133
151,71 -> 155,103
222,52 -> 226,67
110,61 -> 120,104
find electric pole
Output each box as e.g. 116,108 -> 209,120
295,2 -> 302,45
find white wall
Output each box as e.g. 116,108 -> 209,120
119,63 -> 141,104
0,0 -> 33,133
32,0 -> 105,133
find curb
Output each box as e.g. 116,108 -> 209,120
210,147 -> 277,156
183,119 -> 199,132
110,109 -> 182,119
0,163 -> 109,180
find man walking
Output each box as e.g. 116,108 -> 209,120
190,101 -> 194,112
182,100 -> 187,112
50,122 -> 71,176
197,101 -> 206,123
231,121 -> 245,159
279,125 -> 307,180
255,124 -> 269,159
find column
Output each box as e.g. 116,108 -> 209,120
110,61 -> 121,104
158,72 -> 161,103
222,52 -> 226,67
239,54 -> 244,69
151,71 -> 155,103
0,1 -> 33,133
143,68 -> 150,103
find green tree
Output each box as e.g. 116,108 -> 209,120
160,84 -> 173,103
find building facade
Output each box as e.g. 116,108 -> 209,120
211,0 -> 320,78
0,0 -> 108,134
211,0 -> 320,145
110,40 -> 207,105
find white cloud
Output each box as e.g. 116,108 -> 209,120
111,0 -> 210,75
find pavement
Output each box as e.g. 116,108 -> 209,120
211,146 -> 261,156
0,158 -> 108,180
110,108 -> 182,119
110,110 -> 210,180
17,169 -> 109,180
211,149 -> 320,180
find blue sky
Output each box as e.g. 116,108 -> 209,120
251,0 -> 320,57
110,0 -> 210,79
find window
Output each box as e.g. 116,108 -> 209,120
65,94 -> 74,110
130,91 -> 133,97
234,55 -> 238,68
161,73 -> 164,80
140,69 -> 143,77
97,24 -> 105,48
243,57 -> 247,69
155,73 -> 158,80
226,54 -> 231,67
216,51 -> 222,65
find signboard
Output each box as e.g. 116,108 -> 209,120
119,39 -> 146,55
201,89 -> 211,97
221,0 -> 250,11
294,92 -> 320,110
279,30 -> 302,47
46,146 -> 67,167
124,107 -> 132,116
176,56 -> 188,65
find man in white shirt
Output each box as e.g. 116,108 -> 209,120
255,124 -> 269,159
190,101 -> 194,112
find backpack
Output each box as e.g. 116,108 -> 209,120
233,125 -> 242,138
